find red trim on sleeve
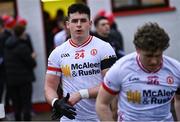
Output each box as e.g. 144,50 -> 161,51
47,66 -> 61,72
102,82 -> 119,95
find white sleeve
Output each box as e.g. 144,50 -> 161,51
100,43 -> 116,60
103,60 -> 122,94
54,34 -> 60,47
46,48 -> 61,76
54,31 -> 66,47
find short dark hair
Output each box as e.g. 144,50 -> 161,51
94,16 -> 108,27
68,3 -> 90,19
13,24 -> 25,37
133,22 -> 169,52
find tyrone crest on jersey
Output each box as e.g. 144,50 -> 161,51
90,48 -> 97,56
166,76 -> 174,84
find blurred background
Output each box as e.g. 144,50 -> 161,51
0,0 -> 179,121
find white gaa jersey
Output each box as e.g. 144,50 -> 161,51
103,52 -> 180,121
47,36 -> 116,121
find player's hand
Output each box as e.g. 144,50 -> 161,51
68,92 -> 82,106
51,93 -> 77,120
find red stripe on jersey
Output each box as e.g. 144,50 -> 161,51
102,82 -> 119,95
81,35 -> 93,47
69,36 -> 93,47
47,66 -> 61,72
69,39 -> 77,47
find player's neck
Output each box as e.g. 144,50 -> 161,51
138,55 -> 162,73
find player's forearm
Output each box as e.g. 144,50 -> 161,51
96,85 -> 116,121
174,95 -> 180,121
88,84 -> 101,98
78,85 -> 100,100
110,96 -> 118,121
96,103 -> 114,121
44,74 -> 60,106
86,68 -> 109,99
45,87 -> 59,106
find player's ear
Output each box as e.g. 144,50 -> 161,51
66,21 -> 70,29
89,20 -> 92,26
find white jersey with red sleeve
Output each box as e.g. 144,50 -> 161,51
103,52 -> 180,121
47,36 -> 116,121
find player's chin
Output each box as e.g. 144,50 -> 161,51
74,34 -> 84,39
147,66 -> 158,71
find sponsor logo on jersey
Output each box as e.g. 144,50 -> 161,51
71,62 -> 100,70
61,65 -> 71,77
127,90 -> 141,104
142,89 -> 174,104
61,62 -> 101,77
126,89 -> 175,104
143,89 -> 174,97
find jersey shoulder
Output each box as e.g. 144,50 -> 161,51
54,30 -> 66,40
54,39 -> 69,50
92,36 -> 112,47
49,40 -> 70,58
115,52 -> 137,68
163,55 -> 180,73
107,52 -> 137,77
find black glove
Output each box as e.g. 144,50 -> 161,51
51,93 -> 76,120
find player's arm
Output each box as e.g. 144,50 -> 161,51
85,56 -> 117,97
68,68 -> 108,106
174,88 -> 180,121
96,85 -> 115,121
110,95 -> 118,121
44,74 -> 60,105
45,74 -> 76,120
87,68 -> 110,98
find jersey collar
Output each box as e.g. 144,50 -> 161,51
136,54 -> 163,73
69,35 -> 93,48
